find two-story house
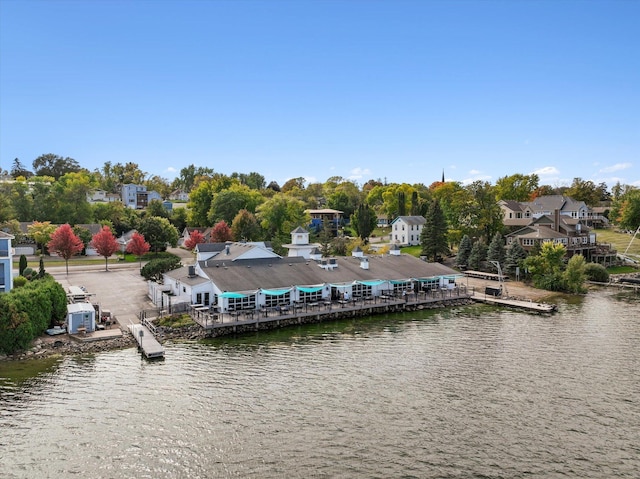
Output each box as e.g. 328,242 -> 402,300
0,231 -> 15,293
121,184 -> 162,209
391,216 -> 425,246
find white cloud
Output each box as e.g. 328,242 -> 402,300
599,162 -> 632,173
461,173 -> 491,185
531,166 -> 560,177
350,167 -> 371,177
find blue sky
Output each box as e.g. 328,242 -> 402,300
1,0 -> 638,189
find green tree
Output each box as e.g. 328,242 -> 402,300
494,173 -> 539,201
51,171 -> 96,224
467,240 -> 488,271
38,256 -> 46,278
208,184 -> 264,225
231,209 -> 262,242
461,181 -> 503,241
170,207 -> 188,233
147,199 -> 171,219
504,241 -> 528,275
421,200 -> 449,262
10,181 -> 34,221
28,221 -> 57,254
111,162 -> 147,187
456,234 -> 473,268
565,178 -> 602,206
231,171 -> 266,190
584,263 -> 609,283
136,216 -> 179,253
351,203 -> 377,243
524,242 -> 566,291
19,255 -> 28,276
30,178 -> 56,221
318,222 -> 333,257
563,254 -> 587,294
172,164 -> 214,192
486,232 -> 506,272
187,180 -> 215,226
32,153 -> 81,179
141,256 -> 181,282
10,158 -> 33,179
611,188 -> 640,231
256,193 -> 309,241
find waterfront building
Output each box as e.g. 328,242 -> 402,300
149,239 -> 461,314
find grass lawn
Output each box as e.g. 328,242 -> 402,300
594,229 -> 640,259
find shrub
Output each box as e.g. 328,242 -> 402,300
584,263 -> 610,283
0,276 -> 68,354
13,276 -> 28,288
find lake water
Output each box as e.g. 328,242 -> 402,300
1,287 -> 639,478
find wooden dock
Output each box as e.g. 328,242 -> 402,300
472,295 -> 557,313
128,323 -> 165,359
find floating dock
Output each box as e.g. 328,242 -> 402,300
473,295 -> 557,313
128,323 -> 165,359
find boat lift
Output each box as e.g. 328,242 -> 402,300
619,226 -> 640,264
489,261 -> 508,298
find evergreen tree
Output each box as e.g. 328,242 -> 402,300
486,232 -> 506,272
19,255 -> 27,276
397,191 -> 406,217
420,199 -> 449,262
456,235 -> 472,269
38,256 -> 46,278
504,241 -> 527,275
352,203 -> 377,243
467,240 -> 487,271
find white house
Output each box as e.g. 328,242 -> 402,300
391,216 -> 426,246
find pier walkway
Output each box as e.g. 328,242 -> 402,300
128,322 -> 165,358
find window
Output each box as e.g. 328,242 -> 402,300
265,292 -> 290,308
298,290 -> 323,303
229,294 -> 257,310
522,238 -> 535,246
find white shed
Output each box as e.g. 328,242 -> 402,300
67,302 -> 96,334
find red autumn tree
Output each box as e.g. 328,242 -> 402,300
47,223 -> 84,275
92,225 -> 119,271
184,229 -> 205,250
210,220 -> 233,243
126,231 -> 151,270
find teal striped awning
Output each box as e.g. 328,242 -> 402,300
356,280 -> 387,286
296,286 -> 324,293
390,279 -> 411,284
261,288 -> 292,296
220,292 -> 246,298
